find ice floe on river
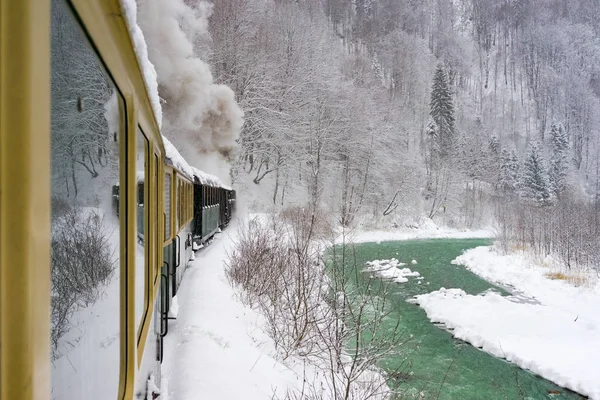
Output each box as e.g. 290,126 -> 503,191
364,258 -> 420,283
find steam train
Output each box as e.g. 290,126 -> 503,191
0,0 -> 234,399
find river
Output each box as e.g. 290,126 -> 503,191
331,238 -> 585,400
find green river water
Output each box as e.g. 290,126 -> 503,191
331,239 -> 585,400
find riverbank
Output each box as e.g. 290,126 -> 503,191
415,246 -> 600,399
335,219 -> 494,245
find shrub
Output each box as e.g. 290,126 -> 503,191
50,204 -> 116,357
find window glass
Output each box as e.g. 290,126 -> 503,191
175,178 -> 179,229
50,0 -> 122,397
165,173 -> 171,240
154,153 -> 159,281
136,129 -> 148,338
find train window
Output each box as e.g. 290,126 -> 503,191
175,178 -> 180,230
136,128 -> 148,340
50,0 -> 123,397
154,153 -> 160,282
186,183 -> 189,220
165,173 -> 171,240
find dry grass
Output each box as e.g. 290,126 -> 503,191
545,272 -> 589,287
545,272 -> 568,280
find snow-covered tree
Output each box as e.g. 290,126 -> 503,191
429,64 -> 455,157
498,148 -> 519,193
519,141 -> 551,205
548,124 -> 570,198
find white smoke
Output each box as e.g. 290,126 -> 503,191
137,0 -> 243,183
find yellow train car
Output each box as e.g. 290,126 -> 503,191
0,0 -> 190,398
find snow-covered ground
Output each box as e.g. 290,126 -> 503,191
414,246 -> 600,399
161,228 -> 300,399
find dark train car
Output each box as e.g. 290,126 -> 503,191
191,167 -> 235,245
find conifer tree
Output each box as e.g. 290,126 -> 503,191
429,64 -> 455,157
519,141 -> 551,205
498,148 -> 519,193
548,124 -> 570,198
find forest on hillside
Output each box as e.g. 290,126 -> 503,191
141,0 -> 600,270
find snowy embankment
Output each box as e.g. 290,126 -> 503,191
336,218 -> 493,245
414,246 -> 600,399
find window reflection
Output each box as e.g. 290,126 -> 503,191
50,0 -> 122,397
136,129 -> 148,338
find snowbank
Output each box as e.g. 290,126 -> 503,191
364,259 -> 420,283
413,246 -> 600,399
336,219 -> 494,244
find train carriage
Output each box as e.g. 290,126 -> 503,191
0,0 -> 236,399
161,138 -> 195,326
192,168 -> 223,245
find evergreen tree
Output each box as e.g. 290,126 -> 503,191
425,119 -> 440,170
519,141 -> 551,205
548,124 -> 570,198
498,148 -> 519,193
429,64 -> 455,157
486,135 -> 501,183
489,135 -> 500,156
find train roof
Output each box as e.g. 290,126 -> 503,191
191,167 -> 232,191
162,135 -> 194,180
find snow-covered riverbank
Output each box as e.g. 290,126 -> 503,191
335,219 -> 494,244
415,246 -> 600,399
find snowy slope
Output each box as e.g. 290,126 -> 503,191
414,246 -> 600,399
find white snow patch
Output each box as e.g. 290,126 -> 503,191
364,259 -> 420,283
146,375 -> 160,400
411,259 -> 418,265
168,295 -> 179,319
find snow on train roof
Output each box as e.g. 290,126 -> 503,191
162,135 -> 194,179
191,167 -> 232,190
120,0 -> 162,128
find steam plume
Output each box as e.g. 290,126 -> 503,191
137,0 -> 243,182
